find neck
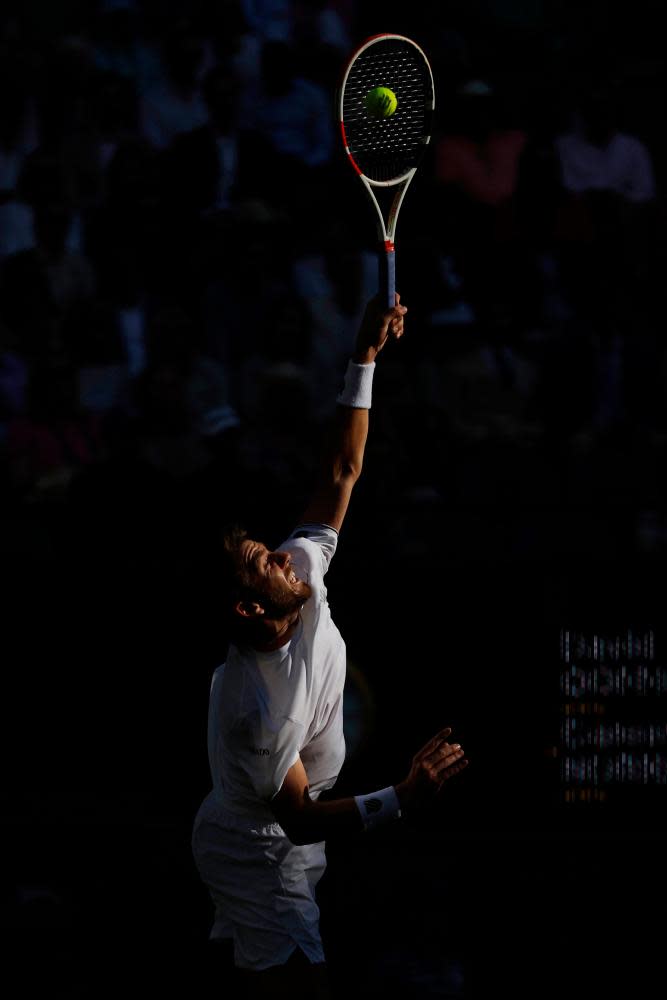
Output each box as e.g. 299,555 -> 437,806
252,610 -> 300,652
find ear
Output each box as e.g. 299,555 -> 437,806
234,599 -> 265,620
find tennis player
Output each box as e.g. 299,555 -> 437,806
192,296 -> 468,998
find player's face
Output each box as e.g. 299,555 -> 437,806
239,539 -> 312,616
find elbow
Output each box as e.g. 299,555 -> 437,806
286,831 -> 308,847
335,461 -> 362,486
278,812 -> 321,846
282,820 -> 315,847
271,804 -> 312,846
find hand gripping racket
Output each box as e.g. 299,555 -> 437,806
338,34 -> 435,308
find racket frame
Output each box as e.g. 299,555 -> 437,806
338,33 -> 435,307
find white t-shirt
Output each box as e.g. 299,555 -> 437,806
205,522 -> 346,823
192,522 -> 345,968
555,130 -> 656,203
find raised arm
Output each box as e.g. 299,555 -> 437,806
299,295 -> 407,533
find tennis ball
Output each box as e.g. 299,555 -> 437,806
365,86 -> 398,118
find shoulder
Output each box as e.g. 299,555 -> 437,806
281,522 -> 338,572
614,132 -> 650,156
210,661 -> 226,688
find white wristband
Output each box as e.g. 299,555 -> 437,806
337,360 -> 376,409
354,785 -> 401,831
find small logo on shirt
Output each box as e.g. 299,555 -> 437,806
364,797 -> 382,815
250,746 -> 270,756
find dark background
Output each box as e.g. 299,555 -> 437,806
2,2 -> 666,997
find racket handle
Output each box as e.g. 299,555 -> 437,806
379,242 -> 396,309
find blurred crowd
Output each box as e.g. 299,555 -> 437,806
0,0 -> 665,566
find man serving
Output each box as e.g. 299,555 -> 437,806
192,295 -> 468,998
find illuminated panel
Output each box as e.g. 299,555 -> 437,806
557,629 -> 667,804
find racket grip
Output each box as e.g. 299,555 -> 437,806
379,243 -> 396,309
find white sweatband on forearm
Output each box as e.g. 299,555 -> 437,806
354,785 -> 401,831
336,360 -> 376,409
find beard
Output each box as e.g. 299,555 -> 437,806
261,577 -> 313,619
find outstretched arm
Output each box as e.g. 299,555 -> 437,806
271,726 -> 468,845
299,295 -> 407,533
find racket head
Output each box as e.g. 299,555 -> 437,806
338,34 -> 435,185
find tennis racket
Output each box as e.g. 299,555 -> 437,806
338,34 -> 435,308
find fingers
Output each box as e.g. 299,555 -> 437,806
389,311 -> 405,340
381,305 -> 406,343
426,744 -> 465,780
366,293 -> 407,319
412,743 -> 466,796
401,734 -> 468,809
389,295 -> 407,319
437,758 -> 469,788
424,736 -> 467,784
415,726 -> 452,761
424,738 -> 462,762
432,746 -> 466,776
358,295 -> 407,353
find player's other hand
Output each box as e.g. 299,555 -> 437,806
353,294 -> 407,364
395,726 -> 468,811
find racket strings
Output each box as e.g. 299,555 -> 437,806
342,43 -> 432,181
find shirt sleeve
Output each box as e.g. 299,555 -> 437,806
282,522 -> 338,573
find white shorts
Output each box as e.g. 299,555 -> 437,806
192,792 -> 327,971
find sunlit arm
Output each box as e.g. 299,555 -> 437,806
298,297 -> 406,533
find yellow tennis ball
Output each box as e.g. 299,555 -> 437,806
365,86 -> 398,118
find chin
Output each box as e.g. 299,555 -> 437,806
265,580 -> 312,618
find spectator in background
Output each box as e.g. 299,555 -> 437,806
93,70 -> 141,175
0,69 -> 39,260
131,306 -> 238,483
209,1 -> 262,98
92,0 -> 162,93
201,207 -> 295,383
61,299 -> 131,418
241,0 -> 293,42
293,218 -> 377,413
292,1 -> 352,73
241,40 -> 334,220
436,81 -> 526,214
555,87 -> 655,208
292,1 -> 351,52
237,291 -> 313,421
512,84 -> 566,331
140,21 -> 208,150
34,34 -> 113,233
248,41 -> 333,168
5,356 -> 105,506
85,138 -> 162,352
554,84 -> 656,324
434,80 -> 527,387
166,63 -> 242,216
1,203 -> 95,364
554,84 -> 657,434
